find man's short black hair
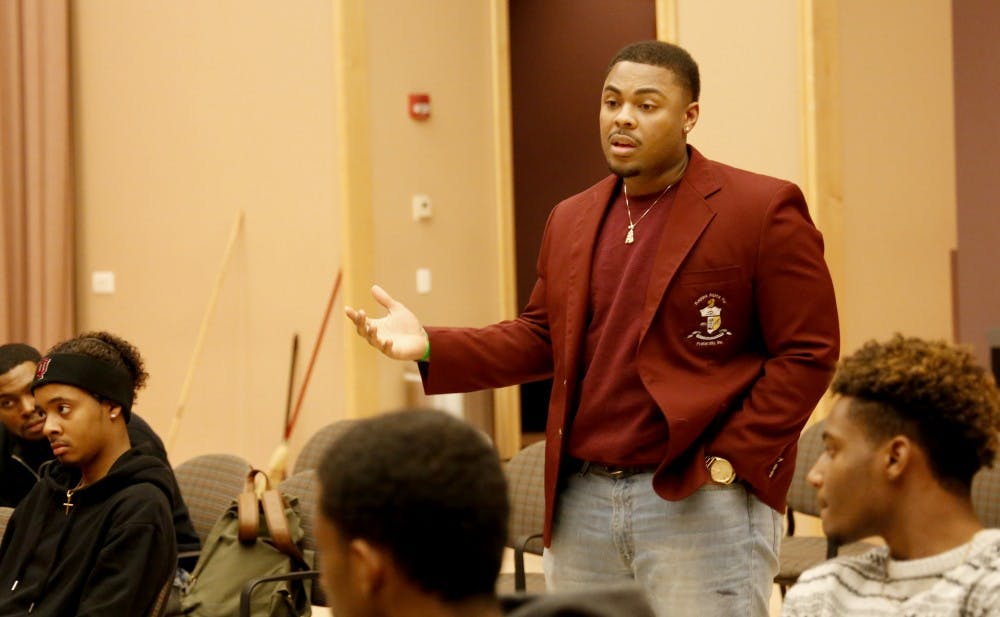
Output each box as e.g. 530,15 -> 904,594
608,40 -> 700,102
0,344 -> 41,377
833,335 -> 1000,491
318,409 -> 509,602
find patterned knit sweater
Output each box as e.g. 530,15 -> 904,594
782,529 -> 1000,617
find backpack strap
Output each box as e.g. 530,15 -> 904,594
237,469 -> 305,563
261,486 -> 304,563
237,469 -> 265,544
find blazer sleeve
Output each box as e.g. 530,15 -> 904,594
420,208 -> 561,394
708,182 -> 839,491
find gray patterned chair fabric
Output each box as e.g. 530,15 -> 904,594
776,420 -> 876,594
276,470 -> 325,606
497,439 -> 547,594
174,453 -> 251,544
277,470 -> 319,554
972,463 -> 1000,527
292,419 -> 358,475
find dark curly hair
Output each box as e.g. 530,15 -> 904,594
833,334 -> 1000,490
608,40 -> 700,102
46,331 -> 149,401
318,409 -> 508,602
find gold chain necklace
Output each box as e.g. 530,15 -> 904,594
623,182 -> 673,245
63,478 -> 86,515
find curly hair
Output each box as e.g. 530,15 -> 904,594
47,331 -> 149,400
608,40 -> 701,102
833,334 -> 1000,490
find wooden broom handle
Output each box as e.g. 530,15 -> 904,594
166,211 -> 244,454
285,269 -> 342,440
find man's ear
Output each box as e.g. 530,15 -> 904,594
349,538 -> 386,598
683,101 -> 699,134
104,401 -> 123,421
883,435 -> 912,481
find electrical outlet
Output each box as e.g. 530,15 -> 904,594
92,271 -> 115,294
412,194 -> 432,221
416,268 -> 431,294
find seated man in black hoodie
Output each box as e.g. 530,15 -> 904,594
0,341 -> 200,558
0,332 -> 178,616
0,344 -> 52,507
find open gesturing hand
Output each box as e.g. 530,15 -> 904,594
344,285 -> 428,361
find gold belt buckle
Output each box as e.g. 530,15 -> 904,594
705,456 -> 736,485
607,468 -> 626,479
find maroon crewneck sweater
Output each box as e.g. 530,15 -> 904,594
566,185 -> 677,467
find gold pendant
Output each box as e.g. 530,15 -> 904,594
625,227 -> 635,244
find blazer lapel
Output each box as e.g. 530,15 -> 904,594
562,175 -> 617,383
640,149 -> 720,341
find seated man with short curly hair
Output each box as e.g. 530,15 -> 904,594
782,335 -> 1000,616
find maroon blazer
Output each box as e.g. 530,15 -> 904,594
422,147 -> 839,544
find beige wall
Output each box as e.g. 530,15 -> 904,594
71,0 -> 503,466
72,0 -> 343,467
362,0 -> 501,413
677,0 -> 805,186
833,0 -> 956,353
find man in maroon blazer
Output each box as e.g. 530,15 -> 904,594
347,40 -> 839,617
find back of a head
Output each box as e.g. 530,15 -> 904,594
0,344 -> 41,377
832,334 -> 1000,490
318,409 -> 509,602
608,40 -> 700,102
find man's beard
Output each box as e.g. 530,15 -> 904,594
607,161 -> 640,178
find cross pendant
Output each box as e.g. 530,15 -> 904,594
64,491 -> 74,515
625,225 -> 635,245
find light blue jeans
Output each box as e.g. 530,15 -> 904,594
543,470 -> 781,617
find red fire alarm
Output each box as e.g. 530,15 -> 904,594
408,93 -> 431,121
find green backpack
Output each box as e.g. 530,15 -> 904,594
181,469 -> 313,617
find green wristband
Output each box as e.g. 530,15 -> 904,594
420,334 -> 430,362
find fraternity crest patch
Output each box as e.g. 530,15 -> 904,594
686,294 -> 733,346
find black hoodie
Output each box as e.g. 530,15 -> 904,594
0,413 -> 200,559
0,431 -> 51,508
0,448 -> 177,616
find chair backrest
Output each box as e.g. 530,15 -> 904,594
293,419 -> 358,475
505,439 -> 546,554
972,463 -> 1000,528
174,453 -> 251,544
278,470 -> 325,605
278,470 -> 319,553
785,420 -> 825,517
0,507 -> 13,539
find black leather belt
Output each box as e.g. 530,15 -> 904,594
571,458 -> 657,479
